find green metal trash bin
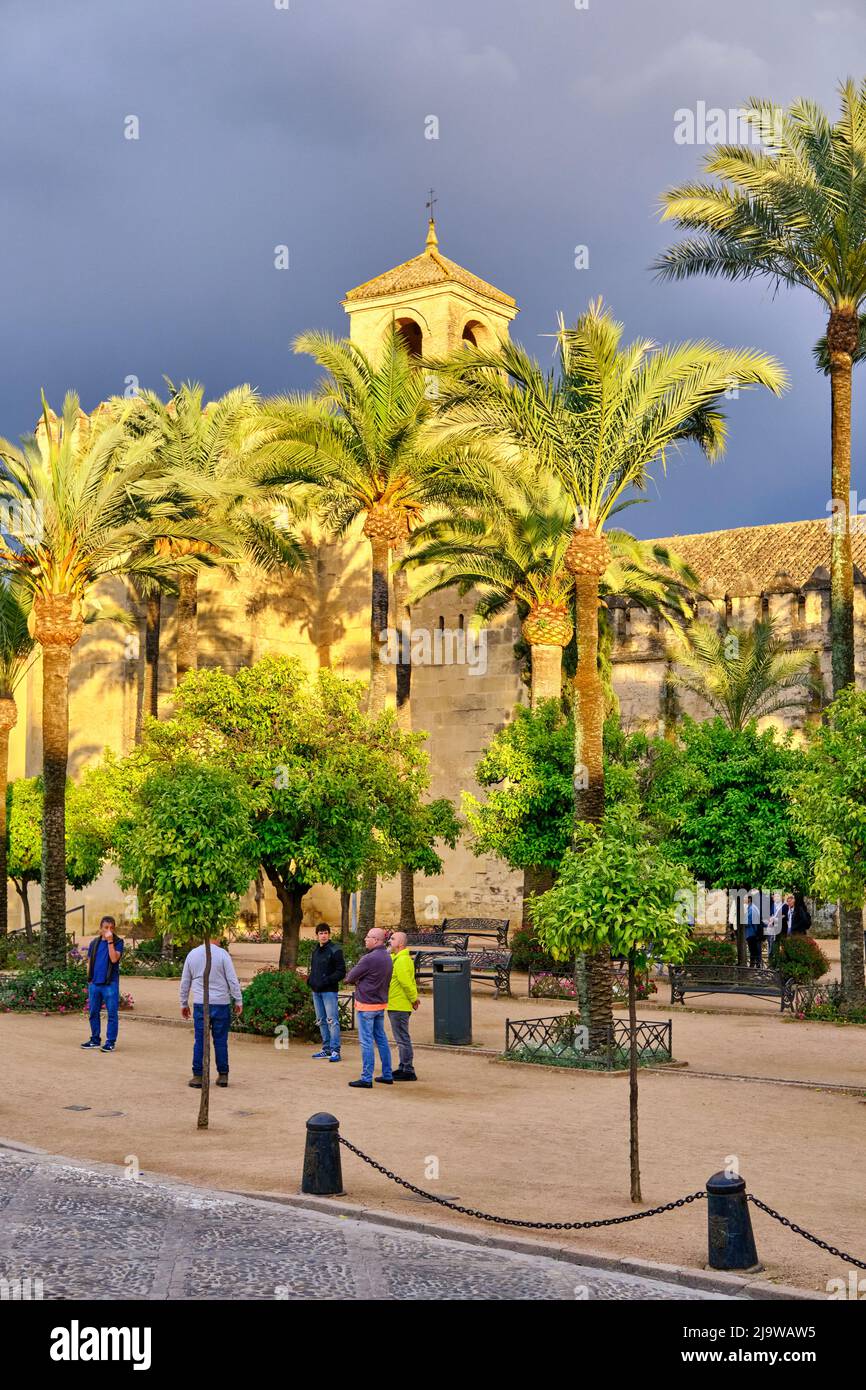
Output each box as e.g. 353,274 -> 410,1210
432,954 -> 471,1046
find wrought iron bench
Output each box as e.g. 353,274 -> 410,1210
669,964 -> 795,1012
442,917 -> 510,948
412,948 -> 513,997
404,930 -> 469,952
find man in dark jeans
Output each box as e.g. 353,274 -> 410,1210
81,916 -> 124,1053
308,923 -> 346,1062
179,941 -> 243,1088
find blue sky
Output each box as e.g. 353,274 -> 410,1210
1,0 -> 863,539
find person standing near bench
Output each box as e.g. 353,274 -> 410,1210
345,927 -> 393,1089
745,896 -> 762,968
81,916 -> 124,1052
308,923 -> 346,1063
387,930 -> 419,1082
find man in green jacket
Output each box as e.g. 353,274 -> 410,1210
387,931 -> 419,1082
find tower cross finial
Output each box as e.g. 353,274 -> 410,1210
425,188 -> 437,221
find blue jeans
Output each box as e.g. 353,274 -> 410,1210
313,991 -> 341,1053
357,1009 -> 392,1083
193,1003 -> 231,1076
88,982 -> 119,1045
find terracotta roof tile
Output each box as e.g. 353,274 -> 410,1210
649,518 -> 866,594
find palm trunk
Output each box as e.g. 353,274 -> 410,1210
530,644 -> 563,708
573,570 -> 612,1042
197,935 -> 212,1130
628,953 -> 642,1203
340,888 -> 351,944
40,645 -> 72,970
522,865 -> 554,929
392,551 -> 417,930
144,591 -> 161,719
0,708 -> 15,938
828,323 -> 865,1006
361,536 -> 391,930
176,572 -> 198,683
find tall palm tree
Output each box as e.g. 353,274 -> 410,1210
117,382 -> 307,683
669,618 -> 818,732
0,580 -> 34,937
655,80 -> 866,700
0,393 -> 220,968
430,301 -> 785,1033
402,474 -> 699,708
255,328 -> 492,929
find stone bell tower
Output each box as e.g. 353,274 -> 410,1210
342,216 -> 518,359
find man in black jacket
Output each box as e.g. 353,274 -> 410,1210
308,924 -> 346,1062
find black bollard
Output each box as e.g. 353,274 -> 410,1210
302,1112 -> 344,1196
706,1170 -> 761,1271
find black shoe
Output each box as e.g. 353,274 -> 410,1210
101,1043 -> 115,1053
188,1076 -> 202,1088
392,1069 -> 417,1081
81,1039 -> 101,1049
348,1079 -> 372,1089
217,1074 -> 228,1087
374,1076 -> 394,1085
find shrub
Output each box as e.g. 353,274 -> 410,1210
0,966 -> 89,1013
509,925 -> 551,971
121,953 -> 184,978
233,967 -> 319,1040
770,934 -> 830,982
685,936 -> 737,965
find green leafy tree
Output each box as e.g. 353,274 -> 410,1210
530,805 -> 694,1202
669,618 -> 818,732
113,762 -> 259,1128
127,657 -> 458,966
789,686 -> 866,1006
649,718 -> 811,964
5,776 -> 110,940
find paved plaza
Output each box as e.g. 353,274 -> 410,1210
0,1146 -> 735,1302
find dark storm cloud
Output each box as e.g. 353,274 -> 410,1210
1,0 -> 863,538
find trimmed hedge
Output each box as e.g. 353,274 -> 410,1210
770,934 -> 830,982
232,967 -> 319,1040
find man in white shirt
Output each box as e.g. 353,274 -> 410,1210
180,942 -> 243,1089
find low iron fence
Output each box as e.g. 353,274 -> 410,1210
504,1012 -> 673,1070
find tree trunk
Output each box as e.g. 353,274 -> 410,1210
144,591 -> 161,720
40,644 -> 72,970
358,876 -> 377,935
14,880 -> 33,942
266,867 -> 307,969
367,537 -> 390,718
176,572 -> 199,683
734,891 -> 746,968
197,935 -> 212,1130
340,888 -> 351,944
522,865 -> 554,929
255,868 -> 266,933
0,714 -> 14,938
572,568 -> 612,1039
628,953 -> 642,1204
530,644 -> 563,708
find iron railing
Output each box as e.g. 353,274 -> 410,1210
504,1013 -> 672,1070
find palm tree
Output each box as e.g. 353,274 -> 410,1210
118,382 -> 307,683
669,618 -> 818,732
255,328 -> 491,929
0,393 -> 219,968
0,581 -> 34,937
402,474 -> 699,708
429,301 -> 785,1034
655,80 -> 866,700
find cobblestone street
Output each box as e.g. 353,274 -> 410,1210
0,1147 -> 735,1301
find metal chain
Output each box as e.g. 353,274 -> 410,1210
337,1136 -> 705,1230
748,1195 -> 866,1271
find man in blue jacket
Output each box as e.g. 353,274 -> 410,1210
81,917 -> 124,1053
